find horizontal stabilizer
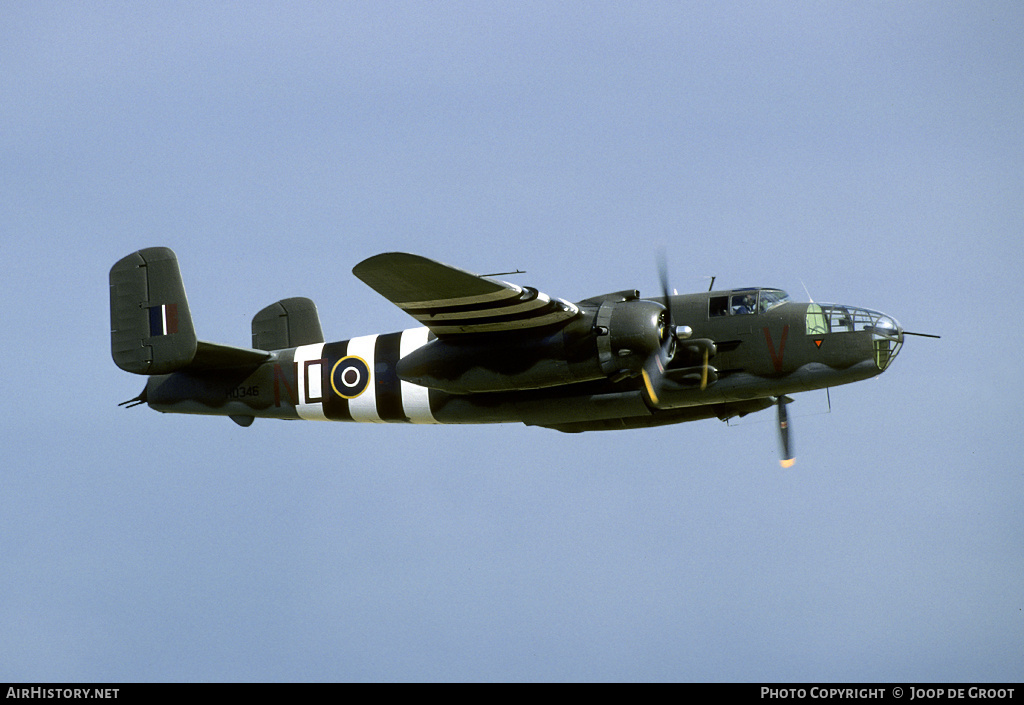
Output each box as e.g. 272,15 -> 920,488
190,341 -> 270,370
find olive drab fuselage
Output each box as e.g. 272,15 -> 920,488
112,248 -> 918,450
137,292 -> 903,431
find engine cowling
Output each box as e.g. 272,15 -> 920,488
593,297 -> 669,382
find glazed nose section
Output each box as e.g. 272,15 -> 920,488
868,312 -> 903,371
815,303 -> 905,370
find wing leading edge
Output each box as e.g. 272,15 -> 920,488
352,252 -> 579,336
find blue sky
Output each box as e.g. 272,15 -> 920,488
2,1 -> 1022,681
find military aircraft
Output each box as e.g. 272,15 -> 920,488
110,247 -> 937,466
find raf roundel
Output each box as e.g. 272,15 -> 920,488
331,356 -> 371,399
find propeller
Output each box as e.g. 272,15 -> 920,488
640,253 -> 677,406
777,396 -> 795,468
641,251 -> 713,406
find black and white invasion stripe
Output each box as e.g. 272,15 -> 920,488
292,327 -> 437,423
398,286 -> 579,335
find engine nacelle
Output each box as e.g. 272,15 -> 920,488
592,297 -> 668,382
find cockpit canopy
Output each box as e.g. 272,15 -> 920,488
708,288 -> 791,318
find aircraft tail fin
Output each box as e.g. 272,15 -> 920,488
110,247 -> 270,375
110,247 -> 199,374
252,297 -> 324,350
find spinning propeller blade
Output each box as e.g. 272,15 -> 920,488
777,396 -> 795,468
701,346 -> 709,391
641,253 -> 677,406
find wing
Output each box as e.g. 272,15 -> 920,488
352,252 -> 579,336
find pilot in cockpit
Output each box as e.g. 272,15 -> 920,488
733,293 -> 756,315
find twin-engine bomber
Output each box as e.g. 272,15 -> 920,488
110,247 -> 937,466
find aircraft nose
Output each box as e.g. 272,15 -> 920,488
813,303 -> 907,371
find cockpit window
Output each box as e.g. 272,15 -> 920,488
710,289 -> 791,318
731,292 -> 757,315
758,289 -> 790,313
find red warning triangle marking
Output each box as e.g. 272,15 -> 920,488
814,339 -> 823,348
